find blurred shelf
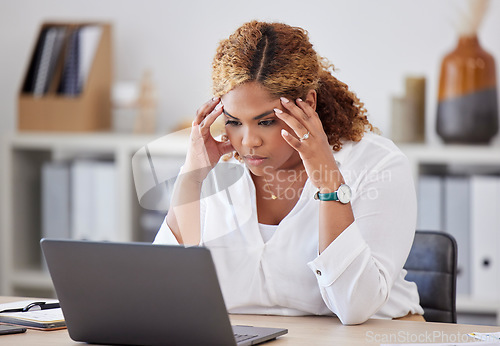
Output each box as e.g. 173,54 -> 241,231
12,269 -> 53,291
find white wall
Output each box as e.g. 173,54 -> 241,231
1,0 -> 500,139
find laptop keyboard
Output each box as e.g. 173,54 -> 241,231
234,333 -> 258,343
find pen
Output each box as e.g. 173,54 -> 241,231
0,301 -> 60,313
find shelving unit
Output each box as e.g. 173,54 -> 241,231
0,132 -> 188,297
399,143 -> 500,324
1,133 -> 499,323
399,144 -> 500,177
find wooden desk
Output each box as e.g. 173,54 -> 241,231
1,296 -> 499,345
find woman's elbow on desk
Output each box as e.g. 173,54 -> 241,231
334,302 -> 382,325
323,277 -> 390,325
336,301 -> 386,325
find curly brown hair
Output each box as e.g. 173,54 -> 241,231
212,21 -> 376,151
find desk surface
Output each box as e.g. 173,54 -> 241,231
1,296 -> 499,345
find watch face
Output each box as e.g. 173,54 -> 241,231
337,184 -> 352,204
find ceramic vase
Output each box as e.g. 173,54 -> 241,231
436,35 -> 498,144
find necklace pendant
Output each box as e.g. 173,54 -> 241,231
271,194 -> 278,200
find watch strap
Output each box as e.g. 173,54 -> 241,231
314,191 -> 339,201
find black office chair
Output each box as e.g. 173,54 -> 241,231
403,230 -> 458,323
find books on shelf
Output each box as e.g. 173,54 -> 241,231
41,161 -> 71,270
23,24 -> 102,97
71,160 -> 118,241
417,174 -> 500,301
32,26 -> 66,97
41,162 -> 71,241
41,159 -> 119,247
416,175 -> 443,231
40,155 -> 181,246
444,176 -> 471,296
78,25 -> 103,92
18,21 -> 112,132
71,160 -> 120,241
470,175 -> 500,301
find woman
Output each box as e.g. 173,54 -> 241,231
154,21 -> 424,325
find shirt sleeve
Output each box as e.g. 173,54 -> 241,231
307,151 -> 417,325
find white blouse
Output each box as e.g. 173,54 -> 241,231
154,132 -> 424,325
258,223 -> 278,243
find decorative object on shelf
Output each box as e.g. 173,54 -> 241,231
111,70 -> 158,134
134,69 -> 158,134
436,0 -> 498,144
391,76 -> 426,143
111,81 -> 139,133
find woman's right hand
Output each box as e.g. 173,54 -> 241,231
182,97 -> 234,183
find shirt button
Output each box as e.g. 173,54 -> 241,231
316,270 -> 322,276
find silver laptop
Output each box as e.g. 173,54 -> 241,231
41,239 -> 287,346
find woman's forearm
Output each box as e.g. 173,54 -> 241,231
315,165 -> 355,253
319,199 -> 354,253
166,171 -> 204,245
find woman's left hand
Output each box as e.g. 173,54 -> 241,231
274,97 -> 343,193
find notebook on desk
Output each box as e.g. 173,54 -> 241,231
40,239 -> 287,346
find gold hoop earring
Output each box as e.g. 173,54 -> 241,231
220,133 -> 242,162
233,151 -> 243,162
